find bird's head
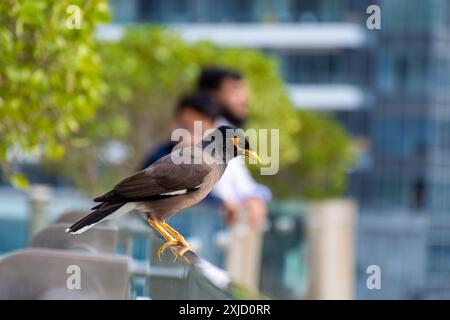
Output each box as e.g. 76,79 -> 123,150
216,126 -> 262,164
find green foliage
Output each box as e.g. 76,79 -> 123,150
10,172 -> 29,189
56,25 -> 354,199
255,111 -> 355,199
0,0 -> 109,186
0,4 -> 353,199
53,27 -> 197,192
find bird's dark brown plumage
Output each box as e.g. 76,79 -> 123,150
94,161 -> 210,203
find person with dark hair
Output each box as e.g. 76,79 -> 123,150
197,66 -> 271,230
197,67 -> 248,128
197,67 -> 242,90
139,91 -> 218,169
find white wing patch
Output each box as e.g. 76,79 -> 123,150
160,189 -> 187,196
160,184 -> 202,196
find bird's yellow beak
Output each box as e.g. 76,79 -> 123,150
244,149 -> 263,164
233,136 -> 262,164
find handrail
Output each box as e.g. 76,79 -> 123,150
117,211 -> 267,299
125,234 -> 267,299
176,246 -> 267,299
0,195 -> 308,299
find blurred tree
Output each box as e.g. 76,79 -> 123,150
53,27 -> 198,191
51,26 -> 354,199
0,0 -> 109,188
255,111 -> 354,199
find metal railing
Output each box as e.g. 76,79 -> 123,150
118,202 -> 309,299
0,186 -> 313,299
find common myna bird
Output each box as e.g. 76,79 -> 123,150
66,126 -> 261,259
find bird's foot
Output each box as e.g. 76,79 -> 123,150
157,240 -> 191,261
157,240 -> 179,261
171,243 -> 192,262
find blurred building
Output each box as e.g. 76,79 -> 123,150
107,0 -> 450,299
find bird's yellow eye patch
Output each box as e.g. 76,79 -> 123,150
233,136 -> 240,147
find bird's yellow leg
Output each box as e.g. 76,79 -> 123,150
161,221 -> 190,247
160,221 -> 192,257
147,218 -> 178,260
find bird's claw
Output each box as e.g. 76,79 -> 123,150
157,240 -> 191,261
171,244 -> 191,262
157,240 -> 178,261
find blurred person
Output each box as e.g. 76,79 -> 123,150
197,67 -> 271,230
198,67 -> 248,128
140,91 -> 219,169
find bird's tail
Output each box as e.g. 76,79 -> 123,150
65,202 -> 125,234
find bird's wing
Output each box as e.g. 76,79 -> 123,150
94,158 -> 210,203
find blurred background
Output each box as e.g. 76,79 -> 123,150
0,0 -> 449,299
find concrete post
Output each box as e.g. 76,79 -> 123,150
306,199 -> 357,300
28,184 -> 52,239
225,207 -> 263,292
